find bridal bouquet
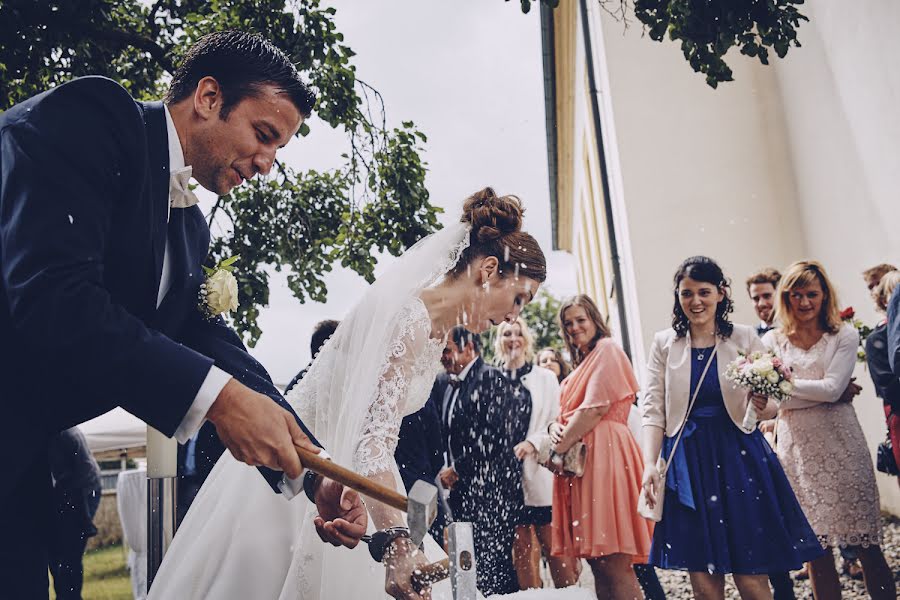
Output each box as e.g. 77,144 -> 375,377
724,351 -> 793,429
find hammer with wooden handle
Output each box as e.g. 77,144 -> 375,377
284,444 -> 438,547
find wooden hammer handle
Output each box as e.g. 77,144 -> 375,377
295,445 -> 408,513
411,558 -> 450,592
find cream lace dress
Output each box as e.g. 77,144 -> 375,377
765,327 -> 882,548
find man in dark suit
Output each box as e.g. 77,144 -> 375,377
395,372 -> 448,544
438,326 -> 528,596
48,428 -> 102,600
0,31 -> 365,596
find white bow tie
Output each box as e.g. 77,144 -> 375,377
169,166 -> 199,210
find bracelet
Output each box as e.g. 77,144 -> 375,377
365,526 -> 411,563
303,471 -> 320,504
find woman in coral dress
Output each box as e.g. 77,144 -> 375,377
550,294 -> 653,600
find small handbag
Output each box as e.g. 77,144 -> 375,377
535,434 -> 587,477
876,432 -> 899,476
637,346 -> 718,522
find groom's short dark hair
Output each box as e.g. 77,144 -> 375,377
450,326 -> 482,355
165,31 -> 316,119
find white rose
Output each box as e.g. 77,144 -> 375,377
206,269 -> 239,315
753,359 -> 774,376
778,380 -> 794,396
766,370 -> 780,384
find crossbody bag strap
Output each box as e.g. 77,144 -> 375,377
659,345 -> 718,478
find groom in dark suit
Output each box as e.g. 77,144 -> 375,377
0,31 -> 366,597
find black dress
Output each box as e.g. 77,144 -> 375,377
450,362 -> 531,595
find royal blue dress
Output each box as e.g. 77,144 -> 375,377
649,348 -> 824,574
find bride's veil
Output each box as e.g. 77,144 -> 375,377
280,221 -> 470,598
286,220 -> 470,468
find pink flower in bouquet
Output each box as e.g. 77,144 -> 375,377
772,357 -> 782,370
781,365 -> 793,382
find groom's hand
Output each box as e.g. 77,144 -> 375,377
206,378 -> 318,479
312,478 -> 368,548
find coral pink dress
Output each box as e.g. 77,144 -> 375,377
551,338 -> 654,561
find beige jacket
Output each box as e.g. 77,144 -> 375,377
640,324 -> 765,436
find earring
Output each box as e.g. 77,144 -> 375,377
482,282 -> 489,290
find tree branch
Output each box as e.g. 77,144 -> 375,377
85,27 -> 175,73
147,0 -> 168,37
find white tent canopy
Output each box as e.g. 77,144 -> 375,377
80,408 -> 147,454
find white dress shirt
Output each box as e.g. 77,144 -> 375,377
163,106 -> 232,443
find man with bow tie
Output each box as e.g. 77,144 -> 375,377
437,326 -> 525,596
0,31 -> 365,597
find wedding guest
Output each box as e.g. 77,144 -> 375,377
550,294 -> 652,600
48,428 -> 102,600
763,260 -> 894,600
641,256 -> 822,600
284,319 -> 340,393
440,325 -> 529,596
494,318 -> 580,590
867,270 -> 900,489
746,268 -> 781,336
863,263 -> 897,305
536,347 -> 572,383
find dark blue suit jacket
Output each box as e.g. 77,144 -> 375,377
0,77 -> 317,498
395,374 -> 446,492
872,321 -> 900,414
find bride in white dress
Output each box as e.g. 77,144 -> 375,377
148,188 -> 547,600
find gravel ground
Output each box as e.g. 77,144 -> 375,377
523,515 -> 900,599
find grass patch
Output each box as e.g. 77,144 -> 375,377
49,543 -> 132,600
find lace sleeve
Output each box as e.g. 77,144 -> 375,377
353,301 -> 434,477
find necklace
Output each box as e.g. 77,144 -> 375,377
696,349 -> 706,361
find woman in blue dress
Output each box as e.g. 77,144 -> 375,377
639,256 -> 823,600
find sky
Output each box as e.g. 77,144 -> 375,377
198,1 -> 577,385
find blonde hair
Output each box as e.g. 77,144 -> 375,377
875,270 -> 900,312
558,294 -> 611,367
775,260 -> 842,335
494,317 -> 535,365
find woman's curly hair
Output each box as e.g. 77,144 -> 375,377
671,256 -> 734,339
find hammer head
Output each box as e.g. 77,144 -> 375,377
407,480 -> 438,546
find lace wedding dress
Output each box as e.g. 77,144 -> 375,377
149,222 -> 472,599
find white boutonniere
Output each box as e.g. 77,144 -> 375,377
199,256 -> 239,319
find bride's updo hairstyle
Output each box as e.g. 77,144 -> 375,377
451,187 -> 547,283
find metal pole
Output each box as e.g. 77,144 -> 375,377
580,0 -> 634,361
146,426 -> 177,591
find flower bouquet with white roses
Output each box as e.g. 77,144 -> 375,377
724,350 -> 793,430
199,256 -> 239,319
